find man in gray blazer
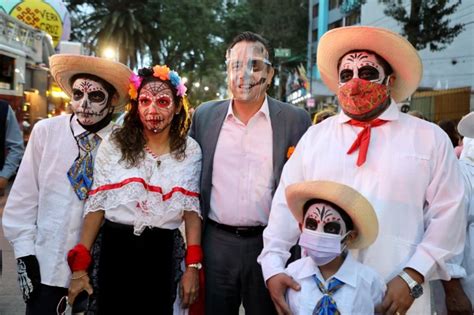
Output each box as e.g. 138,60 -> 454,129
190,31 -> 311,315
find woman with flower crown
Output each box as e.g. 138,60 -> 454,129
66,65 -> 203,314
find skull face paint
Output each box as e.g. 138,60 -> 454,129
338,51 -> 386,87
303,202 -> 347,236
138,81 -> 176,134
226,41 -> 274,103
71,78 -> 111,125
337,51 -> 391,120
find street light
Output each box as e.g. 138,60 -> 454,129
102,47 -> 117,60
193,82 -> 200,88
204,86 -> 209,91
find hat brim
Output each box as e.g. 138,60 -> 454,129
285,181 -> 378,249
49,54 -> 132,111
458,112 -> 474,138
317,26 -> 422,103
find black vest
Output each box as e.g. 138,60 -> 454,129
0,100 -> 10,170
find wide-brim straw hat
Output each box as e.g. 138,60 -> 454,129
458,112 -> 474,138
317,26 -> 422,103
49,54 -> 132,110
286,181 -> 378,249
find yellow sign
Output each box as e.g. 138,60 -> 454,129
10,0 -> 63,47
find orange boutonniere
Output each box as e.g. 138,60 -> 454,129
287,146 -> 295,159
153,65 -> 170,80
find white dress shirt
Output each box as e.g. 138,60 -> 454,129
2,115 -> 113,288
209,97 -> 273,226
258,100 -> 466,314
286,255 -> 385,315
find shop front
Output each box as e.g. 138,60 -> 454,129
0,11 -> 55,141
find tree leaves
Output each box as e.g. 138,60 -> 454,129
381,0 -> 465,51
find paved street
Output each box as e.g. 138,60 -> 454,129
0,183 -> 25,315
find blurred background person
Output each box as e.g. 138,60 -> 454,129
432,112 -> 474,315
0,100 -> 24,197
312,108 -> 336,125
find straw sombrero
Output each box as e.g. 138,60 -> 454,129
458,112 -> 474,138
317,26 -> 422,103
49,54 -> 132,110
286,181 -> 378,249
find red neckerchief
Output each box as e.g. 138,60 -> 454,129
346,119 -> 388,167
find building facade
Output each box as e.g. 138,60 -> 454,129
304,0 -> 361,112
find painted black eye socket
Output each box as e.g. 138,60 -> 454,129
324,221 -> 341,235
358,66 -> 380,81
339,69 -> 353,83
88,91 -> 106,103
72,89 -> 84,101
249,60 -> 266,72
305,218 -> 318,231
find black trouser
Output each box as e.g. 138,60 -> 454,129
203,223 -> 277,315
26,284 -> 67,315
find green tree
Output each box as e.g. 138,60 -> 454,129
221,0 -> 308,98
66,0 -> 150,68
380,0 -> 464,51
66,0 -> 224,106
221,0 -> 308,60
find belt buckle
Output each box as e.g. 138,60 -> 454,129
235,227 -> 250,237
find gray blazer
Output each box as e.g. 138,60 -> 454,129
189,96 -> 311,222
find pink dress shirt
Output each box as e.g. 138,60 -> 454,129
209,98 -> 273,226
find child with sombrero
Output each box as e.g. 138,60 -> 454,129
284,180 -> 385,314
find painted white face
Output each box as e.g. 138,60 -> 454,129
71,78 -> 111,125
303,202 -> 347,236
338,51 -> 387,87
138,81 -> 176,134
226,41 -> 274,103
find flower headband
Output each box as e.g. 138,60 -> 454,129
128,65 -> 188,100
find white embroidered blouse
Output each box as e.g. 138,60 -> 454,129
84,135 -> 202,235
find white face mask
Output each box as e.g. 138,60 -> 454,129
300,202 -> 351,265
299,229 -> 350,266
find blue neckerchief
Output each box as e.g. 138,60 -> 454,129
67,116 -> 102,200
312,275 -> 345,315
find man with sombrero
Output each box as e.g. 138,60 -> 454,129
284,180 -> 385,314
431,113 -> 474,314
258,26 -> 466,314
2,54 -> 132,313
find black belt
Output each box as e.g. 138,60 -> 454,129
207,218 -> 266,237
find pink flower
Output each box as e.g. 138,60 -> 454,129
129,72 -> 142,90
176,82 -> 187,96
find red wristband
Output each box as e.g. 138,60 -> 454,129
67,244 -> 92,272
185,244 -> 203,265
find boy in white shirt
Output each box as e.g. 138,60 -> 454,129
284,180 -> 386,314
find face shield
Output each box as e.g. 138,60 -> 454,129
226,41 -> 274,103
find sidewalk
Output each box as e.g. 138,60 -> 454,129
0,184 -> 25,314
